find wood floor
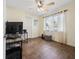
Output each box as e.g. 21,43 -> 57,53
22,38 -> 75,59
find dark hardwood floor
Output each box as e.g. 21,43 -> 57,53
22,38 -> 75,59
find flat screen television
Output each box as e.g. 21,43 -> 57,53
6,22 -> 23,34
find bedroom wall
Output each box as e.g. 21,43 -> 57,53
5,6 -> 40,38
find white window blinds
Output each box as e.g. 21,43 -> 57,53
44,13 -> 65,32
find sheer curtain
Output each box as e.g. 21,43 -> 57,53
44,12 -> 65,32
44,16 -> 54,31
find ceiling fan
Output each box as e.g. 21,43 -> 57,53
35,0 -> 55,12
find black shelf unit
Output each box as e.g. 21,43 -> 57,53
6,39 -> 22,59
6,47 -> 21,59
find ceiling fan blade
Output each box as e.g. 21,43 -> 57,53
47,2 -> 55,6
42,2 -> 55,10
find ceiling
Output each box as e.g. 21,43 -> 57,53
6,0 -> 73,16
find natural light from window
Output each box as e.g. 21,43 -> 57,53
44,12 -> 65,32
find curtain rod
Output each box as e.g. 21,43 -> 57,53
42,9 -> 68,18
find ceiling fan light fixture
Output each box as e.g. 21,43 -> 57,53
38,1 -> 42,7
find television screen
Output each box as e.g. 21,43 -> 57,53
6,22 -> 23,34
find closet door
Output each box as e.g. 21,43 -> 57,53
32,19 -> 39,38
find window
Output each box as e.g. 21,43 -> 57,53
44,13 -> 65,32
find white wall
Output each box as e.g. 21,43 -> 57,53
6,6 -> 40,38
38,17 -> 44,36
